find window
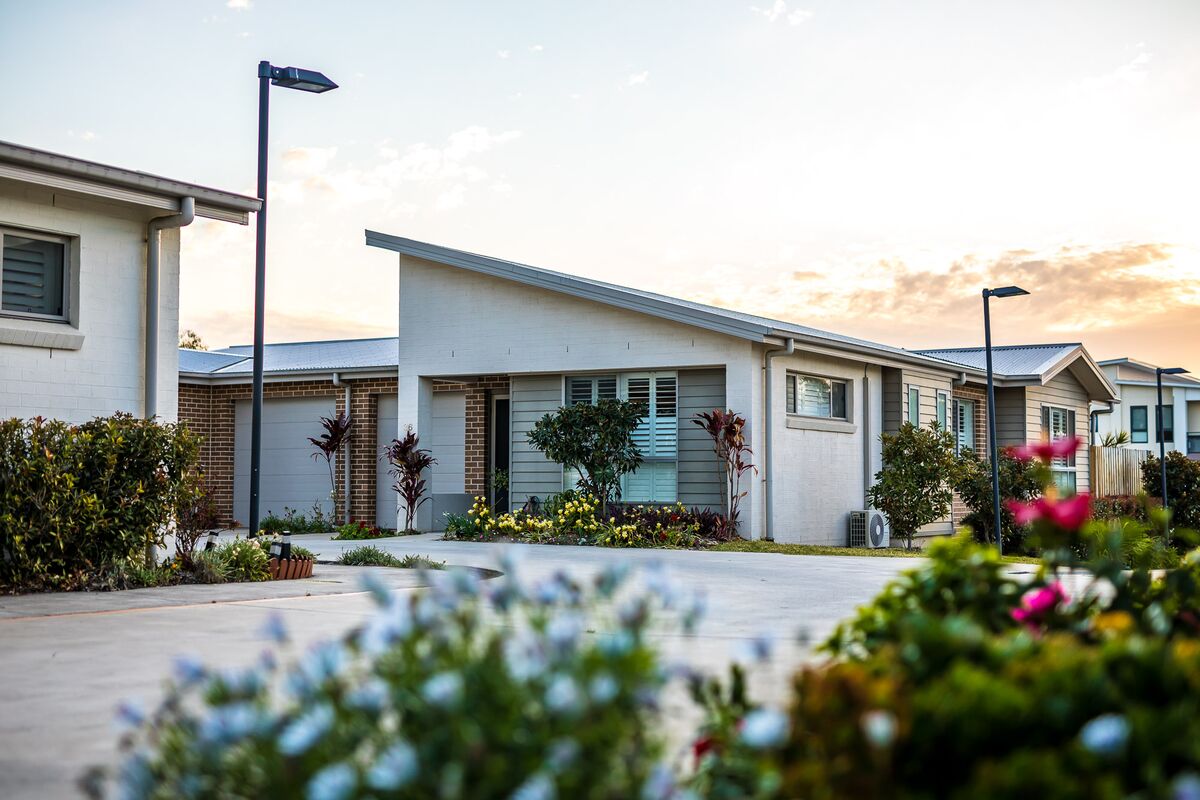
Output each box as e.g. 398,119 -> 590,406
563,372 -> 678,503
953,398 -> 976,453
907,386 -> 920,426
1157,405 -> 1175,444
1189,434 -> 1200,455
936,392 -> 948,431
1130,406 -> 1148,444
1043,405 -> 1077,495
1,229 -> 68,320
786,373 -> 847,419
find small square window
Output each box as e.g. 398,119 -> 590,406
1130,406 -> 1148,444
787,373 -> 848,420
1,231 -> 68,320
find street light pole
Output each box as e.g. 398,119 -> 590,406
982,285 -> 1030,555
247,61 -> 338,537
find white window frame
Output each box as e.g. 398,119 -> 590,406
1044,404 -> 1077,494
907,385 -> 920,426
0,226 -> 71,323
936,391 -> 949,432
953,397 -> 976,454
786,372 -> 849,421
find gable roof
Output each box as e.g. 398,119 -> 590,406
365,231 -> 966,372
917,343 -> 1119,402
0,140 -> 261,224
179,337 -> 398,379
1098,357 -> 1200,387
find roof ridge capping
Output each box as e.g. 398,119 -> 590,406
364,231 -> 969,371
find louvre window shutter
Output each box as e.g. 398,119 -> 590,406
620,373 -> 678,503
786,375 -> 796,413
2,236 -> 64,317
1041,406 -> 1051,442
1067,410 -> 1076,467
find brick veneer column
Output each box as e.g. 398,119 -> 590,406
346,377 -> 399,524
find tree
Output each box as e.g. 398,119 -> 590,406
179,329 -> 207,350
385,427 -> 437,532
308,413 -> 353,522
693,409 -> 755,537
867,422 -> 958,549
526,398 -> 645,512
951,446 -> 1044,553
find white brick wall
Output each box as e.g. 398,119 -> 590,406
0,189 -> 180,423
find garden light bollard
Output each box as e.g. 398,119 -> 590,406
282,531 -> 292,560
205,531 -> 218,551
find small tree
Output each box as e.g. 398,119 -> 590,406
385,427 -> 437,532
308,413 -> 354,522
1143,451 -> 1200,531
179,329 -> 207,350
951,446 -> 1044,553
526,398 -> 644,512
867,422 -> 958,550
693,409 -> 756,537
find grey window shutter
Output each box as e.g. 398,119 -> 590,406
785,374 -> 795,413
1067,410 -> 1076,466
2,236 -> 64,316
1041,406 -> 1050,442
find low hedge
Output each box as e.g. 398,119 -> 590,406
0,414 -> 199,592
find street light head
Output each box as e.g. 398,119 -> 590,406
1159,367 -> 1190,376
270,66 -> 338,93
987,285 -> 1030,299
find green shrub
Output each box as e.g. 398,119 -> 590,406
189,550 -> 231,584
1093,494 -> 1149,522
260,504 -> 334,535
290,544 -> 316,561
867,423 -> 959,549
217,538 -> 270,582
0,414 -> 200,592
333,520 -> 389,540
334,545 -> 442,569
951,447 -> 1044,552
1143,451 -> 1200,530
104,563 -> 695,798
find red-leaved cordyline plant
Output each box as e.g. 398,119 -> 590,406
308,412 -> 354,522
694,410 -> 756,538
385,426 -> 437,533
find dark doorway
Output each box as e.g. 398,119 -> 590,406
491,395 -> 511,512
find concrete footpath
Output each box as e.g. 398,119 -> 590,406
0,536 -> 919,799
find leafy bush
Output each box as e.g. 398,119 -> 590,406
189,550 -> 231,585
867,422 -> 959,549
336,545 -> 404,567
693,409 -> 755,537
951,446 -> 1043,552
527,398 -> 645,511
1093,494 -> 1149,522
290,544 -> 317,561
217,538 -> 270,583
173,480 -> 223,569
260,504 -> 334,535
102,563 -> 701,799
308,412 -> 353,518
1144,450 -> 1200,530
0,414 -> 200,592
334,520 -> 390,540
384,427 -> 436,533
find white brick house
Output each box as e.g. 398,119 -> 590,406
0,142 -> 259,423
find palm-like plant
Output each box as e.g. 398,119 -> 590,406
385,427 -> 437,532
308,413 -> 353,521
693,409 -> 756,537
1100,431 -> 1130,448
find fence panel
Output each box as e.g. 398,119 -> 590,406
1089,446 -> 1150,497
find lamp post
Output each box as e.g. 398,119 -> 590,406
982,285 -> 1030,554
1155,366 -> 1189,517
248,61 -> 338,537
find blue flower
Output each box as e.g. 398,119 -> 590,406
358,602 -> 413,655
260,613 -> 289,644
346,678 -> 390,712
504,637 -> 548,682
594,563 -> 630,598
682,591 -> 707,633
114,699 -> 145,730
1080,713 -> 1129,757
546,611 -> 583,651
366,741 -> 418,790
198,702 -> 266,746
544,675 -> 582,715
740,708 -> 789,749
360,571 -> 392,606
172,655 -> 206,687
545,738 -> 580,773
115,752 -> 153,800
640,763 -> 677,800
733,633 -> 775,665
289,641 -> 348,697
589,673 -> 619,703
510,772 -> 556,800
278,704 -> 335,756
860,709 -> 897,749
214,666 -> 263,697
306,762 -> 357,800
422,672 -> 463,707
598,630 -> 635,657
1172,773 -> 1200,800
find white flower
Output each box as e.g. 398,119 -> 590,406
366,741 -> 417,790
546,611 -> 583,651
544,674 -> 582,715
306,762 -> 357,800
740,708 -> 789,749
278,704 -> 334,756
1080,713 -> 1129,756
510,772 -> 556,800
422,672 -> 464,707
589,673 -> 619,703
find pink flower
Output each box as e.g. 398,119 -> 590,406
1006,494 -> 1092,531
1012,582 -> 1068,629
1011,436 -> 1081,462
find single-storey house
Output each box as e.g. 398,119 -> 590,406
179,234 -> 1117,544
0,141 -> 260,423
1093,357 -> 1200,458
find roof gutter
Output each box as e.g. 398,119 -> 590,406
145,197 -> 195,419
762,337 -> 794,541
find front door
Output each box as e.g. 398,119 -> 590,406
491,394 -> 511,512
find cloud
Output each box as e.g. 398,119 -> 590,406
497,49 -> 510,59
181,309 -> 394,351
226,0 -> 251,9
281,146 -> 338,174
529,44 -> 544,52
627,71 -> 650,86
68,130 -> 97,141
751,1 -> 812,25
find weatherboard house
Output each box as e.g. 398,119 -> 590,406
178,234 -> 1118,544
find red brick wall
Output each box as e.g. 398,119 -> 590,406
432,375 -> 510,497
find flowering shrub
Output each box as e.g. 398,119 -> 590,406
333,520 -> 391,540
101,558 -> 706,799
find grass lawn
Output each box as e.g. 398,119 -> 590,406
710,539 -> 1041,564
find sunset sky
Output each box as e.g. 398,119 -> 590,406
4,0 -> 1198,367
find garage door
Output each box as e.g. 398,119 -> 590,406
375,392 -> 467,530
234,396 -> 336,526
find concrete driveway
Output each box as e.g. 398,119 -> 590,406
0,534 -> 919,799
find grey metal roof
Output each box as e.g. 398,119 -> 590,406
1098,357 -> 1200,387
365,231 -> 961,371
915,344 -> 1081,377
180,337 -> 398,378
0,140 -> 261,223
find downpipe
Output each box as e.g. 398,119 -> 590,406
762,337 -> 795,541
145,197 -> 195,419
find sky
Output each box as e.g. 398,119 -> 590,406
3,0 -> 1199,367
